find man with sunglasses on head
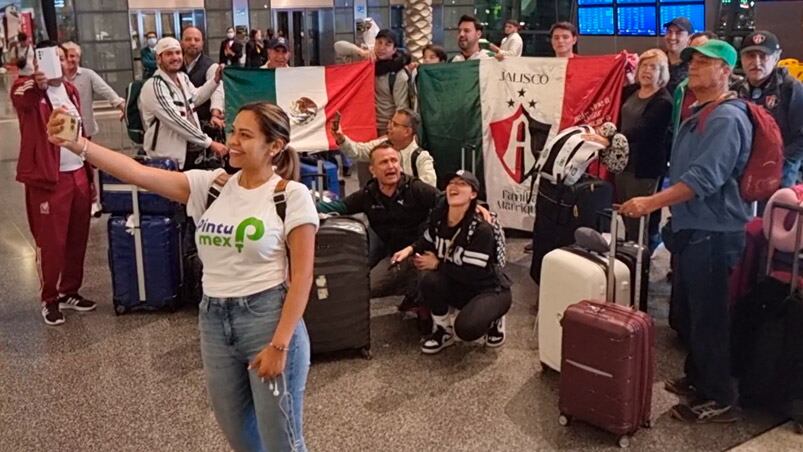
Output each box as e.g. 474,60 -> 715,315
332,109 -> 436,187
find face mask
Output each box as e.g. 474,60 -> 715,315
147,38 -> 157,47
227,32 -> 235,40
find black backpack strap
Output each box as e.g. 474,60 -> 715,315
206,177 -> 288,224
206,180 -> 224,209
388,71 -> 397,96
411,147 -> 422,178
273,179 -> 289,223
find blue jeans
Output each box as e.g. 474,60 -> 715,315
199,285 -> 310,452
673,230 -> 745,406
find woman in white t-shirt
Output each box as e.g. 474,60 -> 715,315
46,102 -> 318,452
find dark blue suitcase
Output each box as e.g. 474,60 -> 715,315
101,157 -> 181,215
108,215 -> 182,314
300,157 -> 341,198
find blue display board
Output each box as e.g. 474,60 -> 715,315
578,7 -> 615,35
617,6 -> 658,36
660,4 -> 705,32
578,0 -> 613,5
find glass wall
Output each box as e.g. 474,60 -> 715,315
73,0 -> 133,95
206,0 -> 236,57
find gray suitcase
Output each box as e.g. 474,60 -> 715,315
304,216 -> 372,358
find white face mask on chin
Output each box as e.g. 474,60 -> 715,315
227,33 -> 235,40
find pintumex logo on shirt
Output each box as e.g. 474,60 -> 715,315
197,217 -> 264,252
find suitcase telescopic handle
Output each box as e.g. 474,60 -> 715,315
607,208 -> 647,309
765,201 -> 803,294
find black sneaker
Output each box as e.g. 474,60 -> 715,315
664,377 -> 697,398
42,302 -> 65,326
486,316 -> 506,348
421,325 -> 455,354
398,295 -> 419,320
671,399 -> 740,424
58,294 -> 97,312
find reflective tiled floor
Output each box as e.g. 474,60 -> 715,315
0,72 -> 795,451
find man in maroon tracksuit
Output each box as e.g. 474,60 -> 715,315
11,41 -> 96,326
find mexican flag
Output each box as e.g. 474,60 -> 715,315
418,54 -> 627,231
223,60 -> 377,151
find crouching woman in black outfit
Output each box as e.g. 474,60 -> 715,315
392,170 -> 512,354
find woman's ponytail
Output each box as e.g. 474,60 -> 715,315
274,145 -> 300,181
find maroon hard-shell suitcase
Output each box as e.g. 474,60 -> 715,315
558,213 -> 655,448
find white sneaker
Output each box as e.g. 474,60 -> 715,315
91,202 -> 103,218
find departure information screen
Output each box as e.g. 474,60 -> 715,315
660,4 -> 705,32
578,7 -> 615,35
579,1 -> 704,36
578,0 -> 613,5
617,6 -> 658,35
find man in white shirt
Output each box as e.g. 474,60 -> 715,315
333,109 -> 437,187
61,41 -> 127,215
138,37 -> 227,169
209,37 -> 291,132
452,15 -> 494,62
261,38 -> 291,69
490,20 -> 523,58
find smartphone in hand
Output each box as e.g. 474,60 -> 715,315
36,46 -> 63,80
54,111 -> 80,143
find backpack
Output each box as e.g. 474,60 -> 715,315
126,75 -> 171,147
410,147 -> 422,178
206,177 -> 289,222
389,67 -> 417,111
698,99 -> 783,202
125,80 -> 146,144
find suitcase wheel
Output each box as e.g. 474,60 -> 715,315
558,414 -> 570,426
360,347 -> 372,360
618,435 -> 631,448
114,305 -> 127,315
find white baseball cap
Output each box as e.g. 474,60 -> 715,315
155,37 -> 181,56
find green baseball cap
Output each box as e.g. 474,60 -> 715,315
681,39 -> 737,68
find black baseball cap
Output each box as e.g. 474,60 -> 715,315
445,170 -> 481,192
268,37 -> 288,50
741,31 -> 781,55
375,29 -> 397,43
663,17 -> 693,34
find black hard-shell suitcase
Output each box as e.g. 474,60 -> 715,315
733,201 -> 803,432
530,176 -> 613,283
304,216 -> 372,358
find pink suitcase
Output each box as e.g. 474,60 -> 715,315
558,212 -> 655,448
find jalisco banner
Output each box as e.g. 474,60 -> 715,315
418,54 -> 627,231
223,60 -> 377,151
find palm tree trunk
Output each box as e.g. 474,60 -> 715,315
404,0 -> 433,62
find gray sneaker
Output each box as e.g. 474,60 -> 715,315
671,399 -> 740,424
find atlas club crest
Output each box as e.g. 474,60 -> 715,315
489,105 -> 551,184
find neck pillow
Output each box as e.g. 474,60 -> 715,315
763,185 -> 803,252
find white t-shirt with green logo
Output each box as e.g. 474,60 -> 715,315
185,169 -> 319,298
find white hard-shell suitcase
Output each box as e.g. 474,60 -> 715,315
537,215 -> 632,372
